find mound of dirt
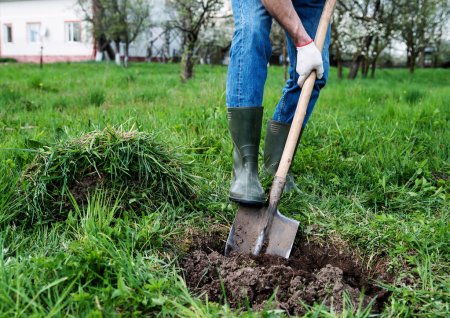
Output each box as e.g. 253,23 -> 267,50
182,237 -> 392,315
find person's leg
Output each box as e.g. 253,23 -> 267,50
226,0 -> 273,107
226,0 -> 273,205
264,0 -> 330,191
273,0 -> 331,124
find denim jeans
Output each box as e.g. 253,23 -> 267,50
226,0 -> 331,126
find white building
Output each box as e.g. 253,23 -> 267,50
0,0 -> 181,63
0,0 -> 95,62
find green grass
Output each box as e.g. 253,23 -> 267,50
11,126 -> 199,225
0,62 -> 449,317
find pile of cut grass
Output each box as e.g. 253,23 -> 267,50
15,127 -> 199,224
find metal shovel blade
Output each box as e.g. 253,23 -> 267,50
224,204 -> 299,258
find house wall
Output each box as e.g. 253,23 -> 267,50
0,0 -> 93,62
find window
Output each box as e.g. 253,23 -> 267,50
3,24 -> 13,43
27,23 -> 41,43
65,22 -> 81,42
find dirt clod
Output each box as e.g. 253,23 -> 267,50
182,237 -> 391,315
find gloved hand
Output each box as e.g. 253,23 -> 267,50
296,41 -> 324,87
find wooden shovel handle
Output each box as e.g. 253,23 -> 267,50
274,0 -> 336,181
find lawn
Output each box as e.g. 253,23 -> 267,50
0,62 -> 448,317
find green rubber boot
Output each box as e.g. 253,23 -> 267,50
227,107 -> 266,206
263,120 -> 303,193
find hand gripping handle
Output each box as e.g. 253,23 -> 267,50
270,0 -> 337,203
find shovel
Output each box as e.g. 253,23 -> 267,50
225,0 -> 337,259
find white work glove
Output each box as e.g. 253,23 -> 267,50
296,41 -> 324,87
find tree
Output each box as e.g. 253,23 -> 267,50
196,17 -> 233,65
78,0 -> 114,61
78,0 -> 150,67
332,0 -> 400,79
396,0 -> 449,73
363,1 -> 397,78
334,0 -> 449,76
166,0 -> 224,82
331,5 -> 345,79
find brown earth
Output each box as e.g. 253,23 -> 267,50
70,173 -> 104,205
182,230 -> 393,315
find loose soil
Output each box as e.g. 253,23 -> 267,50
70,173 -> 104,205
182,229 -> 393,315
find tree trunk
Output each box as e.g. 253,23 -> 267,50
337,60 -> 343,79
348,54 -> 363,79
181,40 -> 195,82
164,30 -> 171,63
419,47 -> 425,68
409,52 -> 416,73
124,42 -> 129,68
105,42 -> 115,60
115,41 -> 121,66
369,36 -> 380,79
99,35 -> 115,60
406,44 -> 417,73
370,56 -> 378,78
406,44 -> 415,70
362,57 -> 369,78
95,51 -> 103,62
406,48 -> 411,68
433,54 -> 438,68
335,46 -> 343,79
40,45 -> 44,69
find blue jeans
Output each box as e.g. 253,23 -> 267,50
226,0 -> 331,126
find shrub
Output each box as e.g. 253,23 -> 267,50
0,58 -> 17,63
